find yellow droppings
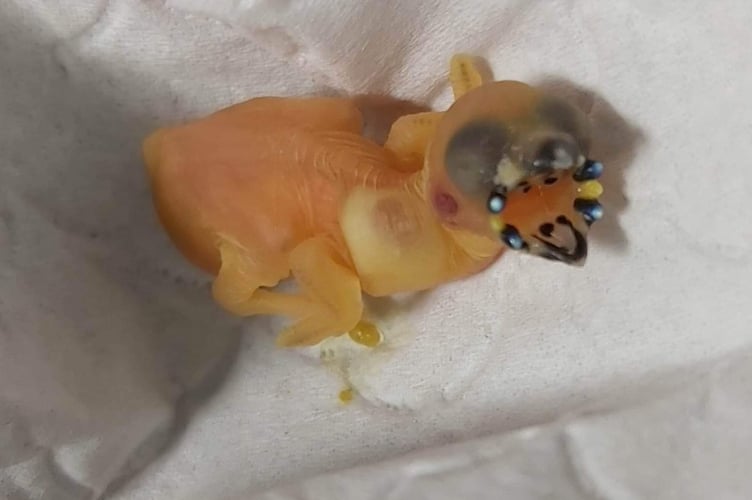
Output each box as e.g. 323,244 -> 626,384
489,216 -> 505,233
348,320 -> 382,347
577,180 -> 603,199
339,388 -> 354,404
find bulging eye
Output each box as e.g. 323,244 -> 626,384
444,121 -> 509,199
535,96 -> 592,154
528,134 -> 581,171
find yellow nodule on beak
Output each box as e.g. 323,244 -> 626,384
489,215 -> 505,233
577,180 -> 603,200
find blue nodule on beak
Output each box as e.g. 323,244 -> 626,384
487,192 -> 506,214
574,198 -> 604,224
574,159 -> 604,182
501,225 -> 525,250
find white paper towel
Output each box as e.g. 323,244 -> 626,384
1,1 -> 751,499
252,347 -> 752,500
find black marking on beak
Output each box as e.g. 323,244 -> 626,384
532,216 -> 588,264
539,223 -> 554,237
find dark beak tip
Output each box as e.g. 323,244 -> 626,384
553,250 -> 587,267
571,254 -> 588,267
572,239 -> 589,267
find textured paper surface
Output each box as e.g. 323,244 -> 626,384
1,1 -> 751,499
252,347 -> 752,500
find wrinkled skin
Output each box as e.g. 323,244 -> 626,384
143,54 -> 600,347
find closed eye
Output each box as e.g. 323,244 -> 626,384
444,120 -> 509,199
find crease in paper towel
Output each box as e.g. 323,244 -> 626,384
166,0 -> 339,91
560,351 -> 752,500
14,0 -> 109,42
167,0 -> 602,103
252,348 -> 752,500
2,1 -> 257,497
4,1 -> 752,499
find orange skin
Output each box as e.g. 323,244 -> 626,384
142,55 -> 598,347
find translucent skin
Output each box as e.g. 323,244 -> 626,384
143,55 -> 595,347
144,97 -> 499,346
427,80 -> 544,236
144,97 -> 408,277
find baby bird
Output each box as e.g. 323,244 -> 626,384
142,54 -> 604,347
